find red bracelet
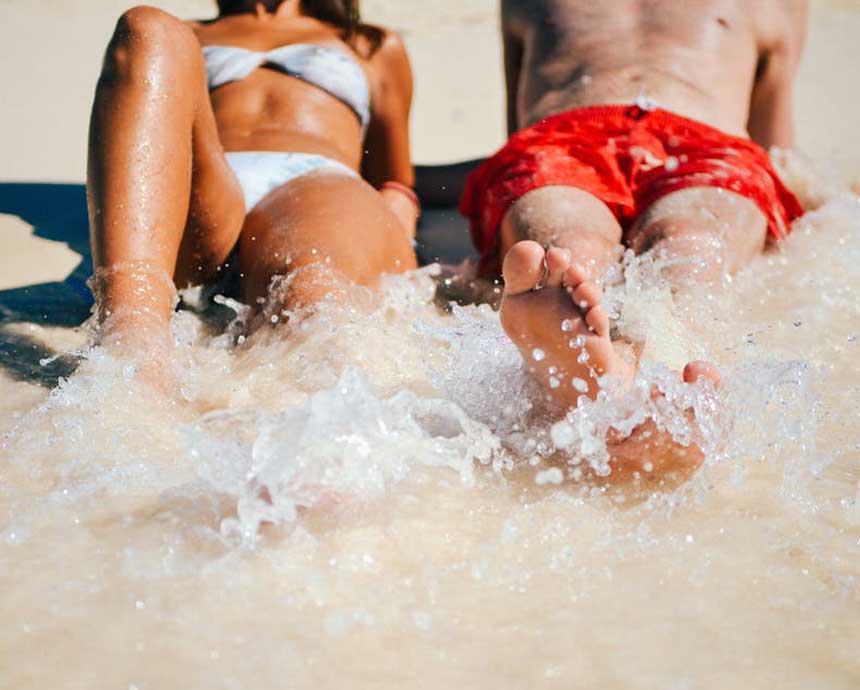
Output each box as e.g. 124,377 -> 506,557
381,181 -> 421,216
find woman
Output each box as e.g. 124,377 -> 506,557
87,0 -> 419,379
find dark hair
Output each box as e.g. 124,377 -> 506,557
217,1 -> 282,14
217,1 -> 382,52
301,0 -> 383,52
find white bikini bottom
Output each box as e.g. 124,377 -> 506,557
225,151 -> 358,212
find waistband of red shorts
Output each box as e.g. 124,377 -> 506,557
528,103 -> 751,144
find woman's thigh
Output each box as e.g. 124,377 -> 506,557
238,173 -> 418,307
173,74 -> 245,287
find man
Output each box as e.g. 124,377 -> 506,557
456,0 -> 806,411
413,1 -> 808,482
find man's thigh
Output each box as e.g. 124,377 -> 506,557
627,187 -> 768,275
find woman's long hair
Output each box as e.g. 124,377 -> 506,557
301,0 -> 383,51
217,1 -> 383,51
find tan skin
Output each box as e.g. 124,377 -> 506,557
87,0 -> 417,382
477,0 -> 806,483
502,0 -> 804,144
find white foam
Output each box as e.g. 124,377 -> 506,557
2,154 -> 859,687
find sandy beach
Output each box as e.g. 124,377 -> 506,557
1,2 -> 860,689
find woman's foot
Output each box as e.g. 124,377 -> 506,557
500,241 -> 634,407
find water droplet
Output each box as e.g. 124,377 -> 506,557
550,421 -> 575,447
561,319 -> 574,332
413,611 -> 433,631
572,377 -> 588,393
549,377 -> 560,388
535,467 -> 564,485
569,335 -> 586,349
532,348 -> 546,362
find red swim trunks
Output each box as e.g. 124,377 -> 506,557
460,104 -> 804,276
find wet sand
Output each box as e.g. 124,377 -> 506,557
1,2 -> 860,689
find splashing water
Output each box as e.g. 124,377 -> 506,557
1,153 -> 859,688
187,366 -> 498,543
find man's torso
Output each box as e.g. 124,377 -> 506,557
503,0 -> 801,138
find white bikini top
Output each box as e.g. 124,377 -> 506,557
202,44 -> 371,127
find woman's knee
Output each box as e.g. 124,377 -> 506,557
102,6 -> 200,84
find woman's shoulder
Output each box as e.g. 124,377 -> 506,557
184,18 -> 212,42
356,25 -> 412,111
184,17 -> 213,31
185,15 -> 241,44
354,24 -> 409,68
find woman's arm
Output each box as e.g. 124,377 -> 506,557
362,30 -> 419,238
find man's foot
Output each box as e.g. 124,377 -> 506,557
682,360 -> 721,387
605,359 -> 722,485
500,241 -> 634,407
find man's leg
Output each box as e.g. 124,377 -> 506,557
497,187 -> 723,485
499,186 -> 622,280
498,186 -> 636,407
578,187 -> 763,484
627,187 -> 768,287
604,361 -> 721,486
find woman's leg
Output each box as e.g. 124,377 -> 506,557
87,6 -> 244,347
237,173 -> 417,310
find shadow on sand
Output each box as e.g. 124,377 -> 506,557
0,183 -> 476,387
0,183 -> 92,386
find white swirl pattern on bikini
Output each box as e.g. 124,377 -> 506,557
203,44 -> 371,126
